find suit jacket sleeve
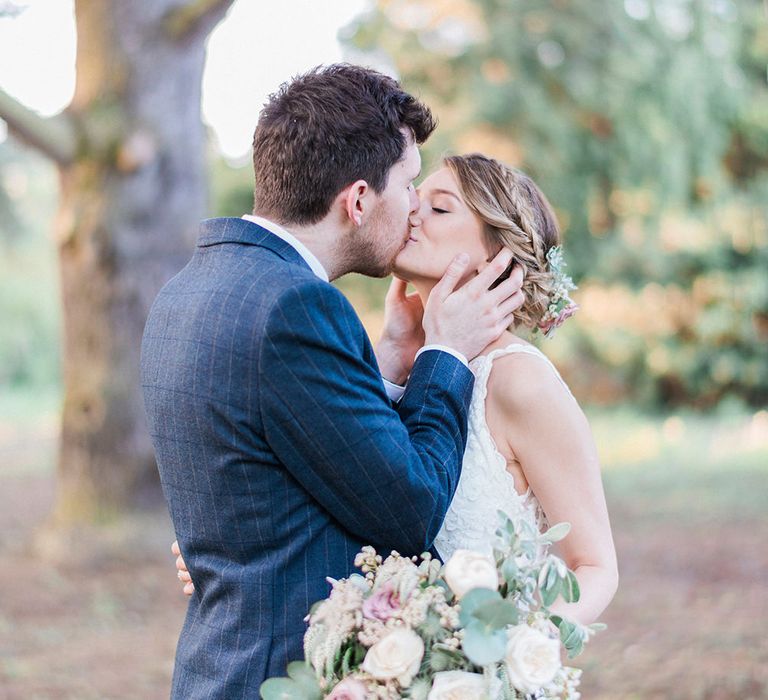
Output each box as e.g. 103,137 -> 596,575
258,281 -> 474,554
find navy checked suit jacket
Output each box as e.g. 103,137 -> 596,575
140,218 -> 474,698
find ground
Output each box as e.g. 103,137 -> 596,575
1,401 -> 766,699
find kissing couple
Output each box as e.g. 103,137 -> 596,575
141,63 -> 617,698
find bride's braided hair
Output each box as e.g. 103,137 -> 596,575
444,153 -> 561,330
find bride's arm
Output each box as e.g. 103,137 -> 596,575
487,354 -> 619,625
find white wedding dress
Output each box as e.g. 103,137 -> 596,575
434,343 -> 574,563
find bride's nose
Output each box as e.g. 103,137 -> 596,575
408,213 -> 422,228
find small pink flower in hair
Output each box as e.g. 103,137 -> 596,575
538,301 -> 579,337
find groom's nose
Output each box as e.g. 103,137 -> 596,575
409,187 -> 420,215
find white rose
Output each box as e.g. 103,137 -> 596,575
427,670 -> 491,699
444,549 -> 499,599
361,627 -> 424,687
504,624 -> 561,694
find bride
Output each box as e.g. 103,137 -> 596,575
174,152 -> 618,625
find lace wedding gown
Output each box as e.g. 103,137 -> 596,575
434,343 -> 574,563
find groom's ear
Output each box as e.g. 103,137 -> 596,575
342,179 -> 370,228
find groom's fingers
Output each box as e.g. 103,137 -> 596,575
489,265 -> 525,305
467,248 -> 515,294
386,276 -> 408,302
498,290 -> 526,319
433,253 -> 470,301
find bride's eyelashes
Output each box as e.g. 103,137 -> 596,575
431,207 -> 449,214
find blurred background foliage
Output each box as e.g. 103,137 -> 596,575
341,0 -> 768,411
1,0 -> 767,413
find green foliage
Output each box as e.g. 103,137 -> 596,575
344,0 -> 768,409
209,152 -> 253,217
259,662 -> 321,700
0,141 -> 60,390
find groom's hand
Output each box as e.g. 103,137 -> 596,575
172,540 -> 194,596
375,277 -> 426,385
423,249 -> 525,360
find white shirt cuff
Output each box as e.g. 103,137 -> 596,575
383,378 -> 406,402
415,344 -> 469,368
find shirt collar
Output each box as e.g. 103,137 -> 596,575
242,214 -> 329,282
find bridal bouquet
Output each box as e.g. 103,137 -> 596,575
260,513 -> 603,699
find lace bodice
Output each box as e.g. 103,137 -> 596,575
434,343 -> 573,563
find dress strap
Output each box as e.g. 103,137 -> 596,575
471,343 -> 573,398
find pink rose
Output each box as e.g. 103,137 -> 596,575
362,583 -> 400,621
326,678 -> 367,700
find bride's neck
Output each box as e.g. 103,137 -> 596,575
411,279 -> 437,307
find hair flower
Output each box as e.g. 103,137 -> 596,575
536,246 -> 578,338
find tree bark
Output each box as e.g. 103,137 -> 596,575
2,0 -> 234,524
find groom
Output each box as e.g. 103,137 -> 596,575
141,64 -> 524,698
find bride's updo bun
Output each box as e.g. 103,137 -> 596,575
444,153 -> 562,332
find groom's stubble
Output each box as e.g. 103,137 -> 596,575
339,197 -> 412,279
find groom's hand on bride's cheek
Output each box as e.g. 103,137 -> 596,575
172,540 -> 195,596
423,249 -> 525,360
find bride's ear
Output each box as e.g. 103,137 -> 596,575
342,180 -> 370,227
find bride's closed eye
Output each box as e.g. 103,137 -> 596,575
432,207 -> 449,214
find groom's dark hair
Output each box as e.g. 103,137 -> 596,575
251,64 -> 436,225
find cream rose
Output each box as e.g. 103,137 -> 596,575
504,624 -> 561,694
444,549 -> 499,599
361,627 -> 424,687
427,670 -> 489,699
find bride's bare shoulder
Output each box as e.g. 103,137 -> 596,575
485,338 -> 573,416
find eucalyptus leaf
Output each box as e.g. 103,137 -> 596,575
259,678 -> 310,700
541,522 -> 571,544
472,598 -> 519,628
462,620 -> 508,665
501,556 -> 518,585
545,558 -> 560,590
558,620 -> 576,644
286,663 -> 321,699
458,588 -> 502,627
540,578 -> 560,608
560,623 -> 586,658
564,570 -> 581,603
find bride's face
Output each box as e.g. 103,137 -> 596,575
392,167 -> 489,285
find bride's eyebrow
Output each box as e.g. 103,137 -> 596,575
429,188 -> 461,201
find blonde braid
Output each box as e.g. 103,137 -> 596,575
445,154 -> 562,331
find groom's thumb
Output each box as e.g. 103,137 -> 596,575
435,253 -> 470,300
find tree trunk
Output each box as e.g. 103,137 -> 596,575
48,0 -> 233,524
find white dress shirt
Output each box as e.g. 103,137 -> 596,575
242,215 -> 468,401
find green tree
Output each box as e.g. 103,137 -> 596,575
346,0 -> 768,408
